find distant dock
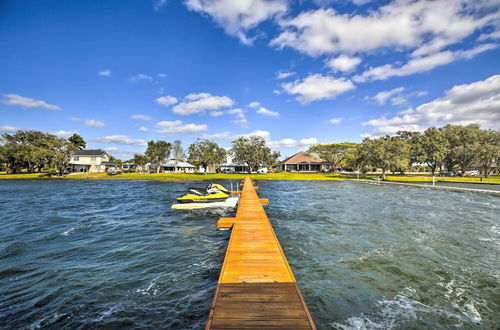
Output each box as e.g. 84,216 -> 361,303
206,177 -> 316,329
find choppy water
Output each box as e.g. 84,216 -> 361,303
0,180 -> 498,329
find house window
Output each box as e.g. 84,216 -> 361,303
74,156 -> 79,161
91,157 -> 96,161
96,165 -> 101,170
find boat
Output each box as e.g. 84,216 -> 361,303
171,183 -> 239,209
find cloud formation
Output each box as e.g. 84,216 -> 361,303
71,117 -> 106,127
185,0 -> 288,45
172,92 -> 234,115
1,94 -> 61,111
326,55 -> 361,73
92,135 -> 147,146
156,95 -> 178,107
271,2 -> 499,57
131,114 -> 152,121
99,69 -> 111,77
256,106 -> 279,118
156,120 -> 208,134
130,73 -> 154,82
243,130 -> 318,149
281,74 -> 355,103
363,74 -> 500,136
0,125 -> 20,133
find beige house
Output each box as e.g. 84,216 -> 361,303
278,151 -> 330,172
69,149 -> 117,173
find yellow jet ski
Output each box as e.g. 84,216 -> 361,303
172,184 -> 239,209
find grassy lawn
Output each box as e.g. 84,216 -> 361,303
375,175 -> 500,184
64,172 -> 346,181
1,171 -> 499,183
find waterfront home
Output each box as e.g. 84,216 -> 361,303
218,155 -> 267,173
160,159 -> 196,173
278,151 -> 330,172
69,149 -> 118,173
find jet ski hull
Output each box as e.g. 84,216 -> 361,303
172,196 -> 239,209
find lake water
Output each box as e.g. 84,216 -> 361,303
0,180 -> 498,329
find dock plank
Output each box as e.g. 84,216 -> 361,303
206,178 -> 315,329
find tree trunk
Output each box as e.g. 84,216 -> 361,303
483,166 -> 490,178
381,169 -> 386,180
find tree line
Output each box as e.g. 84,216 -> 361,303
308,124 -> 500,178
2,124 -> 498,176
131,135 -> 281,174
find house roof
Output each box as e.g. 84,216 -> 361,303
280,151 -> 327,165
73,149 -> 107,156
161,159 -> 196,168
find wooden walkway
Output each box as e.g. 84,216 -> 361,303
206,177 -> 316,329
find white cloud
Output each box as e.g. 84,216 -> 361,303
138,126 -> 149,132
71,117 -> 105,127
172,92 -> 234,115
326,55 -> 361,73
156,95 -> 178,107
130,74 -> 153,82
242,130 -> 318,150
104,147 -> 139,160
156,120 -> 208,135
1,94 -> 61,111
256,106 -> 279,118
185,0 -> 288,45
92,135 -> 147,146
0,125 -> 20,133
268,137 -> 318,149
51,130 -> 77,138
201,132 -> 231,140
369,87 -> 405,105
281,73 -> 355,103
478,30 -> 500,41
271,2 -> 499,57
131,114 -> 152,121
99,69 -> 111,77
247,101 -> 260,108
275,71 -> 296,80
329,117 -> 343,124
157,73 -> 167,79
355,44 -> 498,82
226,108 -> 248,127
363,74 -> 500,136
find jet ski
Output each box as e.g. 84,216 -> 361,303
172,183 -> 239,209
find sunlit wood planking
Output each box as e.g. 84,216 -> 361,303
206,177 -> 316,329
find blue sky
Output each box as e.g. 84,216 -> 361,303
1,0 -> 499,159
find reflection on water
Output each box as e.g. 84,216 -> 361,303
0,180 -> 498,329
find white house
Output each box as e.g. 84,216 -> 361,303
159,159 -> 196,173
69,149 -> 118,173
218,155 -> 267,174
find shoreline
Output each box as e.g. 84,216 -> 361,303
1,172 -> 500,184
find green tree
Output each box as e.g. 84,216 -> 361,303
230,136 -> 279,173
358,138 -> 410,179
474,129 -> 500,177
421,127 -> 448,175
132,154 -> 148,174
145,140 -> 171,173
308,142 -> 357,173
188,139 -> 226,172
396,130 -> 424,169
442,124 -> 480,171
68,133 -> 86,150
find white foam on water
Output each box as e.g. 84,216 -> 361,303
93,304 -> 122,322
136,275 -> 161,296
61,224 -> 92,236
331,289 -> 468,330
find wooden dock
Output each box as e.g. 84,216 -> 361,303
206,177 -> 316,329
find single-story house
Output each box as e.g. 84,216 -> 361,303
218,156 -> 267,173
278,151 -> 330,172
69,149 -> 117,173
160,159 -> 196,173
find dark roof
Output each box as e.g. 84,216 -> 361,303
73,149 -> 107,156
280,151 -> 327,165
